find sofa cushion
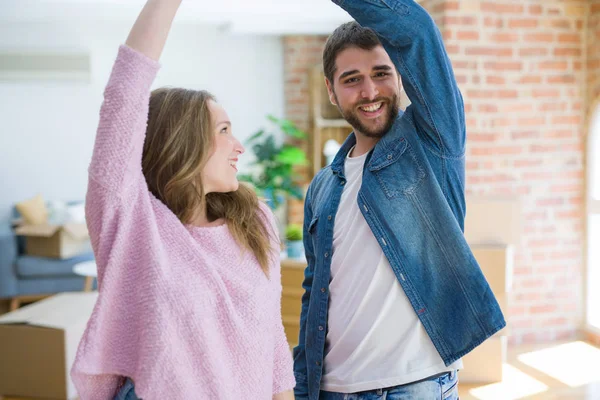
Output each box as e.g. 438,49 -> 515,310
16,252 -> 95,279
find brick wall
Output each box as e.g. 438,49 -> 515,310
283,36 -> 328,225
283,0 -> 589,344
440,1 -> 586,344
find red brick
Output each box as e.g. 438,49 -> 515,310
489,32 -> 519,42
551,115 -> 581,125
512,131 -> 539,140
486,76 -> 505,85
554,48 -> 582,57
478,104 -> 499,112
498,89 -> 519,98
442,16 -> 477,26
524,33 -> 554,42
529,5 -> 543,15
465,47 -> 513,57
533,88 -> 561,98
481,3 -> 525,14
471,146 -> 523,156
484,61 -> 523,71
558,33 -> 581,44
518,116 -> 546,126
501,103 -> 534,113
518,75 -> 543,84
456,31 -> 480,40
547,75 -> 577,84
530,305 -> 558,314
543,130 -> 575,139
538,61 -> 569,71
546,19 -> 573,30
519,48 -> 549,57
539,103 -> 568,112
483,17 -> 504,28
509,18 -> 538,29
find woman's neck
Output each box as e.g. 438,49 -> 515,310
189,207 -> 225,228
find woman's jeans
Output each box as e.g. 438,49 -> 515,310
114,378 -> 140,400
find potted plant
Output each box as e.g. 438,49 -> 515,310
239,115 -> 308,209
285,224 -> 304,259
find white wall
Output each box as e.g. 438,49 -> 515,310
0,19 -> 284,224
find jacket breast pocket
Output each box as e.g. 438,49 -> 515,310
370,138 -> 426,198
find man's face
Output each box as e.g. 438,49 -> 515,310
326,45 -> 401,139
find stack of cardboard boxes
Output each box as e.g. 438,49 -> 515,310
461,197 -> 521,383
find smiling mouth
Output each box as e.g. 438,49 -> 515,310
229,160 -> 237,171
359,102 -> 383,112
358,101 -> 385,118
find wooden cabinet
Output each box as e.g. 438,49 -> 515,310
308,65 -> 352,178
281,258 -> 306,348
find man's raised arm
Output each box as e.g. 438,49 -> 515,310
332,0 -> 466,158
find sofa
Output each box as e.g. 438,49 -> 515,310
0,203 -> 95,310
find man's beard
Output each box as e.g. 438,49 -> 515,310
335,93 -> 400,138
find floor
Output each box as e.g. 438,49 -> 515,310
1,341 -> 599,400
458,340 -> 600,400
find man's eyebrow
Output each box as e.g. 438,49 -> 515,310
338,65 -> 393,81
338,69 -> 360,81
373,65 -> 392,71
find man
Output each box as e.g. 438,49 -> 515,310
293,1 -> 506,399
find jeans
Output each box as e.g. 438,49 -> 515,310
114,378 -> 140,400
319,371 -> 459,400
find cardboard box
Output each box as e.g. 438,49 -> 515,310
465,197 -> 521,245
494,293 -> 510,336
14,222 -> 91,259
461,336 -> 507,383
0,292 -> 98,399
471,244 -> 514,294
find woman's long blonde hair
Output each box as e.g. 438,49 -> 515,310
142,88 -> 275,273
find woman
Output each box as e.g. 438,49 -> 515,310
70,0 -> 296,398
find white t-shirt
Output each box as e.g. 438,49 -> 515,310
321,147 -> 462,393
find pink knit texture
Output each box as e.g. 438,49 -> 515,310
71,45 -> 295,399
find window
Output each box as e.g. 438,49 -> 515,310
587,102 -> 600,331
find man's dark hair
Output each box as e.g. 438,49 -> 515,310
323,21 -> 382,85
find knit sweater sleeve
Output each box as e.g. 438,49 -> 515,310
272,274 -> 296,395
85,45 -> 160,285
88,45 -> 160,194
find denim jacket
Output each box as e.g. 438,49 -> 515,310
293,0 -> 506,398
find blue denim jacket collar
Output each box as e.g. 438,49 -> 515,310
331,112 -> 408,177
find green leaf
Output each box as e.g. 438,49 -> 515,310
276,146 -> 308,165
246,129 -> 265,143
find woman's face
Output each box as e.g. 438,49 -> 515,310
201,100 -> 245,194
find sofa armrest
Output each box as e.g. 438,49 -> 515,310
0,222 -> 18,298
